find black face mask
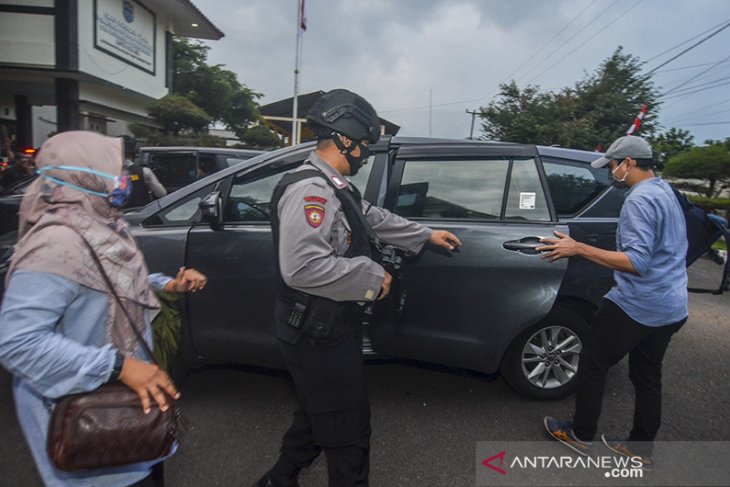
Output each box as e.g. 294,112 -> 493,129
332,135 -> 369,176
346,143 -> 369,176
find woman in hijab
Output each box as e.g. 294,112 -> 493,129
0,131 -> 205,487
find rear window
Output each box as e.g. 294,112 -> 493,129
542,160 -> 607,217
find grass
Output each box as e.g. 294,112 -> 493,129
712,240 -> 727,251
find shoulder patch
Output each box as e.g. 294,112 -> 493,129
304,204 -> 325,228
330,175 -> 348,189
304,195 -> 327,204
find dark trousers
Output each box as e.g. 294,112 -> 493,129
269,306 -> 371,487
573,299 -> 685,454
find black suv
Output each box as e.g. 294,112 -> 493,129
138,147 -> 263,193
124,137 -> 623,400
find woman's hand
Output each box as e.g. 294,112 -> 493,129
118,357 -> 180,414
164,267 -> 208,293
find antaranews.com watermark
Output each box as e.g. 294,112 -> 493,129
476,441 -> 729,486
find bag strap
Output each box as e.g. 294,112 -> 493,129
77,235 -> 158,363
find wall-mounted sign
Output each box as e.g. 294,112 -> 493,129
94,0 -> 156,74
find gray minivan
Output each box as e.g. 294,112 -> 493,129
127,137 -> 624,400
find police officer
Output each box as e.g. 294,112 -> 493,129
120,135 -> 166,207
255,89 -> 461,487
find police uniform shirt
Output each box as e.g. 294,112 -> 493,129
277,151 -> 433,302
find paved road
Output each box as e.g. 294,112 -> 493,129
1,258 -> 728,486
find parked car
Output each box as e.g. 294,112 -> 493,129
115,136 -> 623,400
0,137 -> 623,398
138,146 -> 263,193
0,146 -> 264,289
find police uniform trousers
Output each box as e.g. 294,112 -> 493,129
270,300 -> 371,487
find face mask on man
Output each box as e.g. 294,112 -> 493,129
345,142 -> 370,176
36,165 -> 132,208
332,134 -> 370,176
610,159 -> 630,189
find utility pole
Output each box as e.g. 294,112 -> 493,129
466,109 -> 480,140
428,89 -> 433,137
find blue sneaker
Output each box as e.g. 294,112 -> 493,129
601,434 -> 654,471
543,416 -> 593,456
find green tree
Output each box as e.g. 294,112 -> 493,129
240,124 -> 283,149
647,127 -> 695,171
664,143 -> 730,198
479,47 -> 661,150
173,37 -> 261,139
148,94 -> 211,135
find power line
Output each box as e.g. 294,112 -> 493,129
489,0 -> 603,94
516,0 -> 624,85
662,79 -> 730,100
667,106 -> 730,124
642,20 -> 730,78
653,59 -> 730,74
660,60 -> 730,92
661,54 -> 730,96
441,0 -> 616,138
525,0 -> 643,85
663,96 -> 730,119
379,98 -> 482,114
644,17 -> 730,63
664,75 -> 730,96
681,121 -> 730,126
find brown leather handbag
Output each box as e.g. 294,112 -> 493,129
47,237 -> 185,472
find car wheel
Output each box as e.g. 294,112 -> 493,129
501,306 -> 589,400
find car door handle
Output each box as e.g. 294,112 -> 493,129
502,237 -> 545,255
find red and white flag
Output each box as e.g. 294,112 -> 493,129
298,0 -> 307,33
626,103 -> 647,135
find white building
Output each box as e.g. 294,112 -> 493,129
0,0 -> 223,152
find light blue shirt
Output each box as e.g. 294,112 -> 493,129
605,178 -> 688,326
0,270 -> 172,487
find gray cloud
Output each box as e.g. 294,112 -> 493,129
193,0 -> 730,144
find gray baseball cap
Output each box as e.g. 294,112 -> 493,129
591,135 -> 653,168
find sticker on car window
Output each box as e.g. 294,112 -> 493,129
519,192 -> 536,210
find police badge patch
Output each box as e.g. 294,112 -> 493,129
304,204 -> 325,228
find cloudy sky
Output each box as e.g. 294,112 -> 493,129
191,0 -> 730,145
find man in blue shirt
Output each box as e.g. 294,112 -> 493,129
538,135 -> 688,469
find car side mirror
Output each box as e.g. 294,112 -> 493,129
200,191 -> 223,227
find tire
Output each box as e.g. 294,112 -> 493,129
501,306 -> 590,400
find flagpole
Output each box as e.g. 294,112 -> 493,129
292,1 -> 304,146
626,103 -> 647,136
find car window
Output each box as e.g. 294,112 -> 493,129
146,183 -> 216,226
224,165 -> 299,223
395,159 -> 509,219
197,154 -> 218,180
543,161 -> 608,217
504,158 -> 551,221
147,152 -> 197,190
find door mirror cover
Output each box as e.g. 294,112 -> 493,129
200,191 -> 223,226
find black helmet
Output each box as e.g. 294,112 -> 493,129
307,89 -> 380,144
